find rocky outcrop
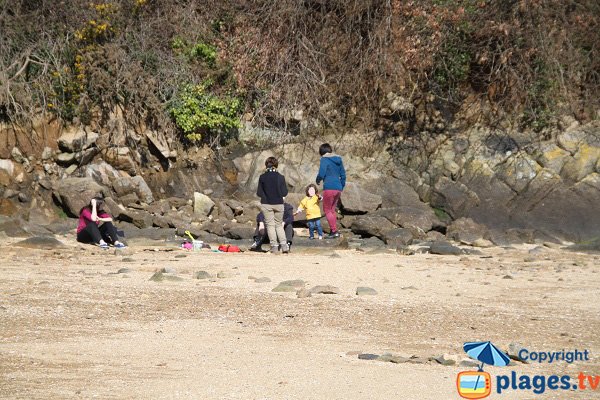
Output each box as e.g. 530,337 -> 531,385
53,177 -> 109,217
399,119 -> 600,241
1,114 -> 599,244
340,182 -> 382,213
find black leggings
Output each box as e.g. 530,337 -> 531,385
77,221 -> 119,245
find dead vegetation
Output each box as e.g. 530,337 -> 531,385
0,0 -> 598,142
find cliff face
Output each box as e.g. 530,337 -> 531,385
1,116 -> 599,243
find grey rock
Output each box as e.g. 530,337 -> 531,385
224,223 -> 255,240
407,356 -> 431,364
434,354 -> 459,366
309,285 -> 341,295
429,241 -> 465,256
193,192 -> 215,217
225,199 -> 245,216
194,271 -> 213,279
145,130 -> 170,159
104,147 -> 137,175
112,176 -> 154,204
14,236 -> 65,249
361,236 -> 386,248
218,201 -> 235,220
356,287 -> 378,296
58,127 -> 98,152
168,197 -> 189,209
384,228 -> 414,247
446,217 -> 489,246
117,208 -> 153,229
459,358 -> 481,368
117,268 -> 132,274
272,279 -> 305,292
358,353 -> 379,360
146,200 -> 171,216
378,353 -> 410,364
149,271 -> 184,282
375,206 -> 439,237
340,182 -> 382,213
350,215 -> 396,239
53,177 -> 109,217
56,152 -> 76,166
430,177 -> 479,219
253,277 -> 271,283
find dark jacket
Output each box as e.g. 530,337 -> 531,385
316,153 -> 346,191
257,169 -> 288,205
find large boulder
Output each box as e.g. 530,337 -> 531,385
193,192 -> 215,217
362,177 -> 424,209
104,147 -> 137,175
85,162 -> 120,186
350,215 -> 396,239
384,228 -> 414,247
57,127 -> 98,152
112,176 -> 154,204
340,182 -> 382,213
375,206 -> 438,236
446,218 -> 489,246
146,200 -> 171,216
53,177 -> 109,217
431,177 -> 479,219
117,208 -> 153,229
145,130 -> 170,159
224,222 -> 255,239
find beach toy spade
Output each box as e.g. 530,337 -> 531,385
463,341 -> 510,392
184,230 -> 204,251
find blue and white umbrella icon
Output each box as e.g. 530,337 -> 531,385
464,341 -> 511,369
463,341 -> 510,392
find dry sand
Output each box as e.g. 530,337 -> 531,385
1,237 -> 599,399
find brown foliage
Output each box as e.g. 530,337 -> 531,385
0,0 -> 598,139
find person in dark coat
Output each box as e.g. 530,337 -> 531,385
256,156 -> 290,253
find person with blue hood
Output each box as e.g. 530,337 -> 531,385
316,143 -> 346,238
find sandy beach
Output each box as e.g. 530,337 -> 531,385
1,237 -> 599,399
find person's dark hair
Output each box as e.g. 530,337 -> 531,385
79,196 -> 105,215
305,183 -> 319,196
265,156 -> 278,169
319,143 -> 332,156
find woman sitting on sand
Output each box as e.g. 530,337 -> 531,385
77,197 -> 126,249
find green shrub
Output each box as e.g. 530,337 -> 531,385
170,82 -> 241,143
172,37 -> 217,66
